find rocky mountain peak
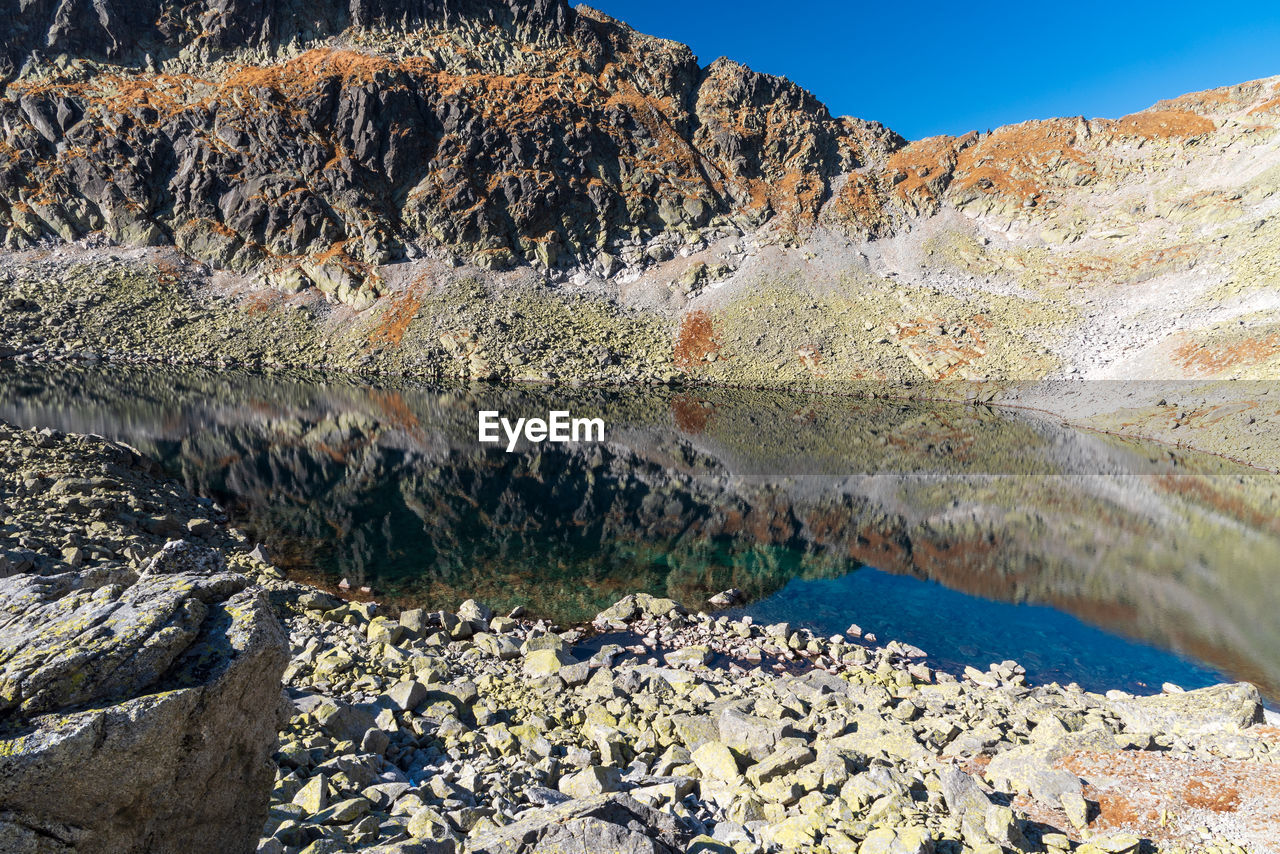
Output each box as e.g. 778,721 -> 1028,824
4,0 -> 574,70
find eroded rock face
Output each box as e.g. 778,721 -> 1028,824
0,0 -> 900,303
0,422 -> 289,854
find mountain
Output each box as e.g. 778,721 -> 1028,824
2,0 -> 1279,466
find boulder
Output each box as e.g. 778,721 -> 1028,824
938,767 -> 991,818
558,765 -> 623,798
466,794 -> 685,854
716,706 -> 796,761
1108,683 -> 1264,737
0,563 -> 288,853
523,648 -> 576,678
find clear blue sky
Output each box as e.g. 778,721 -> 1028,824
589,1 -> 1280,140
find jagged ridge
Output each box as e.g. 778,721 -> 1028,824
2,0 -> 900,306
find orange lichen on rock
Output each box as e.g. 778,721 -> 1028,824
795,343 -> 824,376
673,309 -> 719,368
1010,749 -> 1280,851
1174,331 -> 1280,375
893,315 -> 989,380
1109,109 -> 1216,139
951,119 -> 1092,202
242,290 -> 283,316
884,135 -> 968,210
222,49 -> 401,96
367,291 -> 422,348
1037,243 -> 1198,287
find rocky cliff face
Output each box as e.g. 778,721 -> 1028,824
1,0 -> 898,307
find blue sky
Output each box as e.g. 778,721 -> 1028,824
591,1 -> 1280,140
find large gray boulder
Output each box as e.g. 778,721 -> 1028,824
466,794 -> 686,854
0,558 -> 288,853
1108,683 -> 1264,738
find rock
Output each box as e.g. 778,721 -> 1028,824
982,805 -> 1028,851
407,806 -> 456,843
1083,834 -> 1141,854
0,564 -> 288,853
386,680 -> 428,712
560,660 -> 592,686
691,741 -> 741,782
687,835 -> 734,853
400,609 -> 428,635
522,634 -> 567,654
829,713 -> 928,764
474,633 -> 521,661
857,826 -> 934,854
671,714 -> 719,751
767,813 -> 824,849
293,774 -> 330,815
466,794 -> 684,854
1060,791 -> 1091,830
559,765 -> 623,798
641,596 -> 681,617
1028,767 -> 1083,809
313,698 -> 378,743
984,744 -> 1062,794
717,706 -> 794,761
368,843 -> 456,854
368,615 -> 405,645
314,796 -> 370,824
664,645 -> 710,668
523,648 -> 576,678
141,538 -> 227,575
595,598 -> 639,625
1108,682 -> 1264,737
361,727 -> 391,755
744,744 -> 814,786
457,599 -> 493,623
299,591 -> 342,612
707,589 -> 741,608
938,767 -> 991,818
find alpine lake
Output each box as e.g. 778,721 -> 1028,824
4,363 -> 1278,703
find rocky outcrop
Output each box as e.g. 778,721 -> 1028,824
0,0 -> 899,306
0,423 -> 290,854
6,0 -> 1271,308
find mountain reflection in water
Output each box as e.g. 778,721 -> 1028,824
2,364 -> 1278,699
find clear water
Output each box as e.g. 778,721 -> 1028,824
2,363 -> 1277,700
738,571 -> 1227,696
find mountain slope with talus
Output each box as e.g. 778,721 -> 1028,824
2,0 -> 1279,467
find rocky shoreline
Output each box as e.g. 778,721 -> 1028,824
3,421 -> 1279,854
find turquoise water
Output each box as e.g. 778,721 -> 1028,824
739,570 -> 1228,696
